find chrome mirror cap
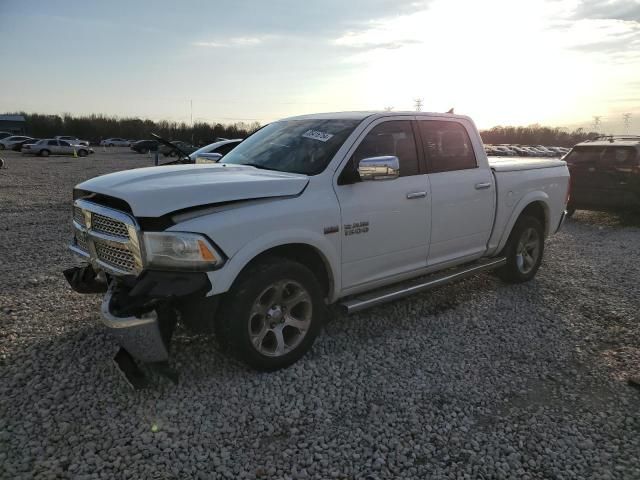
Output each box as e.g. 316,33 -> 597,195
358,156 -> 400,181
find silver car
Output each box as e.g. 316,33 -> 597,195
100,138 -> 131,147
22,139 -> 94,157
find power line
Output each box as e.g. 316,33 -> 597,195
623,113 -> 632,134
414,98 -> 424,112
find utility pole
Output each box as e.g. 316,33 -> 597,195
623,113 -> 631,134
190,99 -> 194,144
413,98 -> 423,112
592,116 -> 601,133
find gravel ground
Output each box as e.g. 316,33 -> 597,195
1,149 -> 639,479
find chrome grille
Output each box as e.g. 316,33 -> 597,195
91,212 -> 129,238
75,231 -> 88,252
94,242 -> 136,272
73,206 -> 85,226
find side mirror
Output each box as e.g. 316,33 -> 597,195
358,156 -> 400,181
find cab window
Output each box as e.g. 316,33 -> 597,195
351,121 -> 419,177
418,120 -> 477,173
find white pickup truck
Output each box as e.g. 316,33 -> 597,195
65,111 -> 569,378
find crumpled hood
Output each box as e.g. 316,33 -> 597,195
76,164 -> 309,217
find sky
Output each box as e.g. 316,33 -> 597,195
1,0 -> 639,132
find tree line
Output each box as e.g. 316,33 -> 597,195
479,124 -> 599,147
14,113 -> 262,146
10,112 -> 599,148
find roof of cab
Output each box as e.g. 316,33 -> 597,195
282,111 -> 473,123
575,136 -> 640,148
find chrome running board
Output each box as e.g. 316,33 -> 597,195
339,257 -> 506,314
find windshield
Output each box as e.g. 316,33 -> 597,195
221,119 -> 361,175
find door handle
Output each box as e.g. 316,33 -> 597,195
475,182 -> 492,190
406,191 -> 427,199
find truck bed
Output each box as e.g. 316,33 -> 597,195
489,157 -> 566,172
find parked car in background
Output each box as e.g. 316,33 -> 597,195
493,145 -> 517,156
22,139 -> 94,157
160,140 -> 197,157
100,138 -> 131,147
564,135 -> 640,216
54,135 -> 90,147
130,140 -> 159,154
0,135 -> 35,150
509,146 -> 531,157
0,132 -> 13,140
190,139 -> 242,163
13,137 -> 39,151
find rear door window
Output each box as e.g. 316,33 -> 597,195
418,121 -> 477,173
47,140 -> 58,146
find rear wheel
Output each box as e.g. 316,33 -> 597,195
78,149 -> 88,157
218,258 -> 325,371
40,149 -> 50,157
497,215 -> 545,283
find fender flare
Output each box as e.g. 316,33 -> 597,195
206,229 -> 340,301
495,191 -> 551,254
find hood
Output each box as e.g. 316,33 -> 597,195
76,164 -> 309,217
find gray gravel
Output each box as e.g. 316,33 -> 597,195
1,150 -> 639,479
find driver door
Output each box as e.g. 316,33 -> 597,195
334,118 -> 431,291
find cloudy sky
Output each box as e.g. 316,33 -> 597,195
1,0 -> 639,132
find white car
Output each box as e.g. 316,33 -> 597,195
0,135 -> 35,150
22,139 -> 94,157
189,139 -> 242,163
55,135 -> 90,147
100,138 -> 131,147
64,111 -> 569,379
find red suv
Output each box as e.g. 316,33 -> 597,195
564,136 -> 640,216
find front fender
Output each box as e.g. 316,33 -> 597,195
205,229 -> 341,301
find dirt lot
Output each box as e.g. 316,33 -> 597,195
1,148 -> 639,479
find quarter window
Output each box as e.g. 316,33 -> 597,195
418,121 -> 477,173
352,121 -> 419,177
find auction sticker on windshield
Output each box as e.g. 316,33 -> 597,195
302,130 -> 334,142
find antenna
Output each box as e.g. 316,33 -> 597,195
413,98 -> 424,112
623,113 -> 632,134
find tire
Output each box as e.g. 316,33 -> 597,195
217,257 -> 325,371
140,148 -> 148,154
40,149 -> 50,157
78,149 -> 88,157
497,215 -> 545,283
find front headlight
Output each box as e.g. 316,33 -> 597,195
143,232 -> 224,270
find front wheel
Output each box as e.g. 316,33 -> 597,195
497,215 -> 545,283
78,149 -> 88,157
218,258 -> 325,371
40,149 -> 50,157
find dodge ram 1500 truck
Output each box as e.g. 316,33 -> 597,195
65,111 -> 569,377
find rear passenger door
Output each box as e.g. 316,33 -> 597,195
417,119 -> 495,266
47,140 -> 60,154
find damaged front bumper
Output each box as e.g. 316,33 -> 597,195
64,264 -> 212,365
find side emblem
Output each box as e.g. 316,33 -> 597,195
344,221 -> 369,236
